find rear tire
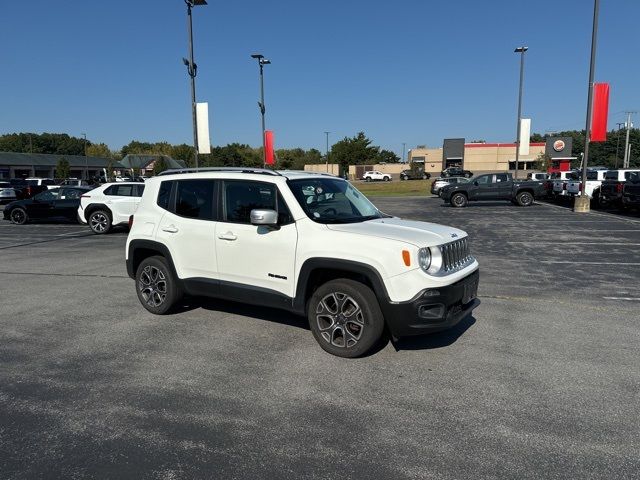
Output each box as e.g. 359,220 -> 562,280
89,210 -> 112,234
450,193 -> 468,208
516,191 -> 534,206
10,207 -> 28,225
135,256 -> 181,315
308,279 -> 384,358
365,177 -> 371,182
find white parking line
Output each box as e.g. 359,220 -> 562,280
540,260 -> 640,265
602,297 -> 640,301
508,241 -> 640,246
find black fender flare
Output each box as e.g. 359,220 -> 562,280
293,258 -> 390,315
126,239 -> 179,281
84,203 -> 112,223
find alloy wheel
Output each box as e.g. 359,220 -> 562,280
90,213 -> 109,233
138,265 -> 168,307
316,292 -> 364,348
10,208 -> 26,224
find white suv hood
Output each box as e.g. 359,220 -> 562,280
326,217 -> 466,247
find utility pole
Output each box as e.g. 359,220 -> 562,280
402,143 -> 406,163
623,111 -> 636,169
324,131 -> 331,172
513,46 -> 528,180
82,133 -> 87,180
251,54 -> 271,168
615,122 -> 625,168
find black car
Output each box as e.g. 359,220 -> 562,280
3,186 -> 92,225
622,172 -> 640,209
441,167 -> 473,178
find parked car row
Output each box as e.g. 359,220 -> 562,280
544,168 -> 640,209
2,181 -> 145,233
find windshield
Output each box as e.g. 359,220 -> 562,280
288,178 -> 383,224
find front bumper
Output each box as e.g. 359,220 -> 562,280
380,269 -> 480,338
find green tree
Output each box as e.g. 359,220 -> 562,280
171,144 -> 196,166
56,158 -> 70,179
330,132 -> 380,171
86,143 -> 114,158
152,157 -> 168,176
376,149 -> 400,163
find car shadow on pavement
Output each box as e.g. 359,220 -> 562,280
174,296 -> 310,331
391,315 -> 476,351
440,201 -> 536,209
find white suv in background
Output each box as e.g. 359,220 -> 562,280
362,170 -> 391,182
125,168 -> 480,358
78,182 -> 145,234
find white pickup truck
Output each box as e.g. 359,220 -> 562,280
565,169 -> 608,200
551,171 -> 579,199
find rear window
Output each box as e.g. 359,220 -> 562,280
175,180 -> 215,220
157,181 -> 173,210
43,179 -> 56,186
605,171 -> 618,180
624,171 -> 640,181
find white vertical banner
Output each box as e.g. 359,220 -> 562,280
196,102 -> 211,154
519,118 -> 531,155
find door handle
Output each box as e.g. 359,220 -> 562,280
162,225 -> 179,233
218,232 -> 237,241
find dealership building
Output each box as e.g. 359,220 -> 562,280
408,139 -> 547,176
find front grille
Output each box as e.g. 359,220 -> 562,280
440,238 -> 473,273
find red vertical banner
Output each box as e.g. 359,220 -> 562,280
591,83 -> 609,142
264,130 -> 275,165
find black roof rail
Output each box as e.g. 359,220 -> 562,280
157,167 -> 282,177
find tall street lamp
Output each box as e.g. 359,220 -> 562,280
183,0 -> 207,169
251,54 -> 271,168
513,46 -> 528,180
324,131 -> 331,172
575,0 -> 600,213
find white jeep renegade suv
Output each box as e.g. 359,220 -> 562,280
126,168 -> 479,357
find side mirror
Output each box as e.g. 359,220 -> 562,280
250,209 -> 278,227
473,181 -> 479,186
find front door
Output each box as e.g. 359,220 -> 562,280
215,180 -> 298,300
469,174 -> 495,200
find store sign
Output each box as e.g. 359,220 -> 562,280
553,140 -> 565,152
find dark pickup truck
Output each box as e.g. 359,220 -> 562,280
622,172 -> 640,209
440,172 -> 545,207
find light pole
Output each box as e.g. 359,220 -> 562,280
402,143 -> 406,163
82,132 -> 87,179
513,46 -> 528,180
183,0 -> 207,169
622,112 -> 636,169
251,54 -> 271,168
575,0 -> 600,213
324,131 -> 331,172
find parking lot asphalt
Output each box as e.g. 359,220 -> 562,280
1,198 -> 639,479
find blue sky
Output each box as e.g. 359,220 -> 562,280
1,0 -> 638,157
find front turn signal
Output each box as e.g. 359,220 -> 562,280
402,250 -> 411,266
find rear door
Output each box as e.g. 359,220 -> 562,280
105,184 -> 138,224
494,173 -> 512,199
53,188 -> 83,218
155,179 -> 218,280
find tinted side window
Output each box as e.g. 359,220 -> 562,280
175,180 -> 215,220
475,175 -> 490,185
157,181 -> 173,210
104,185 -> 116,195
495,174 -> 509,183
605,171 -> 618,180
224,181 -> 278,224
135,185 -> 145,197
115,185 -> 134,197
62,189 -> 82,200
43,179 -> 56,186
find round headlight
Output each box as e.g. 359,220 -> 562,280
418,247 -> 432,272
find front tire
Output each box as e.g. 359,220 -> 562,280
516,191 -> 534,206
365,177 -> 371,182
308,279 -> 384,358
383,176 -> 390,182
10,207 -> 28,225
89,210 -> 112,234
135,256 -> 181,315
450,193 -> 468,208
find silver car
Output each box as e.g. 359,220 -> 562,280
431,176 -> 470,196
